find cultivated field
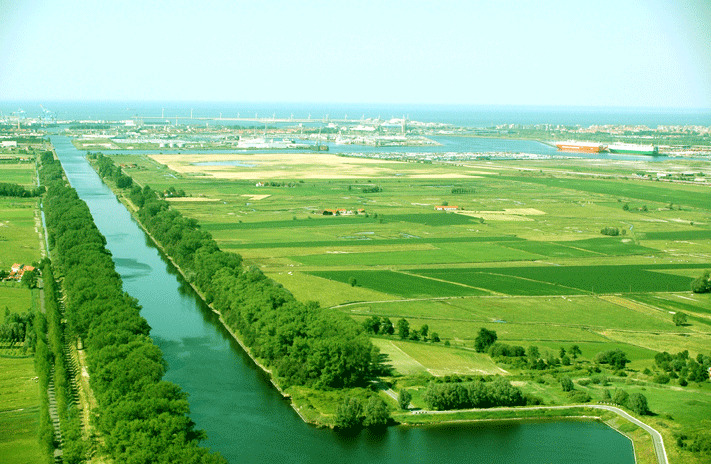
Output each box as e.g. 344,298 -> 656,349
113,152 -> 711,363
111,150 -> 711,460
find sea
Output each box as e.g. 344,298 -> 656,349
3,101 -> 711,128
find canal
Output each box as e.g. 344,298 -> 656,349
50,135 -> 635,463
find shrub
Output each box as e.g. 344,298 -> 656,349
654,373 -> 671,384
560,376 -> 574,392
568,390 -> 591,403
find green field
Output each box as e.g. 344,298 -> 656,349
0,357 -> 43,464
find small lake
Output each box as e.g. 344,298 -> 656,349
50,135 -> 635,463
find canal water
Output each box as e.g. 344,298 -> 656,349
50,135 -> 635,463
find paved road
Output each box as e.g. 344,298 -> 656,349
406,404 -> 668,464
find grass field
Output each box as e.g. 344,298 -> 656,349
372,338 -> 509,376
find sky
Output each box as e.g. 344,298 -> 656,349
1,0 -> 710,108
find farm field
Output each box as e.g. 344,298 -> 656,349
115,150 -> 711,320
108,150 -> 711,460
0,162 -> 42,272
0,356 -> 43,464
0,158 -> 45,463
0,198 -> 42,271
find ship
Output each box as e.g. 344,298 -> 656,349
607,143 -> 658,156
554,141 -> 605,153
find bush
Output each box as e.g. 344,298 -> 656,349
568,390 -> 592,403
654,373 -> 671,384
560,376 -> 574,392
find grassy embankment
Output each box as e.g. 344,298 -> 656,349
0,158 -> 47,464
104,151 -> 710,462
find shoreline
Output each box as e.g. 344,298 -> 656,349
109,187 -> 316,425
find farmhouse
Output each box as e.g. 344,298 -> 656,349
5,263 -> 37,281
322,208 -> 365,216
435,205 -> 459,211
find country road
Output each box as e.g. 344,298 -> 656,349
392,400 -> 668,464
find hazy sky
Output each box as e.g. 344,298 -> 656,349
1,0 -> 710,107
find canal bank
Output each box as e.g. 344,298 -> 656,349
50,135 -> 636,463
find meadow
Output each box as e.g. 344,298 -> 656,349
111,150 -> 711,460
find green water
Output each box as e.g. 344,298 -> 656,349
51,135 -> 635,463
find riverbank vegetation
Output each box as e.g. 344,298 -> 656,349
91,150 -> 711,460
40,151 -> 227,463
125,178 -> 378,392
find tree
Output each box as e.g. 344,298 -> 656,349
397,319 -> 409,340
691,270 -> 710,293
628,393 -> 650,415
474,328 -> 497,353
673,312 -> 688,326
613,388 -> 629,407
21,269 -> 38,289
335,397 -> 363,429
380,317 -> 394,335
559,347 -> 566,358
569,345 -> 582,362
528,345 -> 540,366
622,203 -> 630,211
348,276 -> 357,287
363,316 -> 381,334
362,396 -> 390,427
431,332 -> 440,343
398,389 -> 412,410
419,324 -> 429,339
560,376 -> 574,392
596,349 -> 629,369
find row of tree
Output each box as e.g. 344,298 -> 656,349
600,226 -> 620,236
40,151 -> 226,463
422,377 -> 530,410
98,156 -> 378,391
0,181 -> 44,197
334,396 -> 391,429
654,350 -> 711,384
88,153 -> 133,188
43,265 -> 85,463
0,308 -> 35,349
33,305 -> 54,462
